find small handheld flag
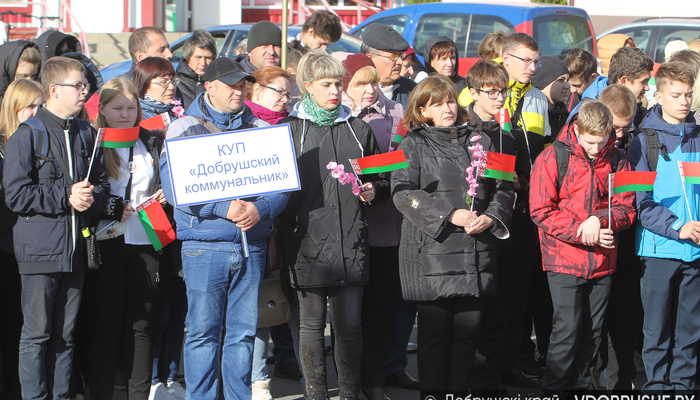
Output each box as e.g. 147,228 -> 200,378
98,127 -> 140,148
679,161 -> 700,184
479,151 -> 516,182
499,108 -> 512,132
349,150 -> 408,175
136,196 -> 176,251
612,171 -> 657,194
139,113 -> 170,131
389,119 -> 407,151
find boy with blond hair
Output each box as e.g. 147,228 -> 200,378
530,101 -> 636,396
628,61 -> 700,391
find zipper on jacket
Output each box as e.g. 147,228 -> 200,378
65,128 -> 76,272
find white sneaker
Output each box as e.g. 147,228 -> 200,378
149,382 -> 179,400
252,379 -> 272,400
166,381 -> 186,400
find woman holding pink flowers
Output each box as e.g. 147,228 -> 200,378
391,74 -> 514,398
277,51 -> 388,400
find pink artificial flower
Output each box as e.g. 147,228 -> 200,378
172,106 -> 185,119
327,162 -> 338,170
331,168 -> 344,179
352,181 -> 361,196
326,161 -> 361,196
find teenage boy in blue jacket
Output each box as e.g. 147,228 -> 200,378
627,61 -> 700,391
160,57 -> 289,400
3,56 -> 109,400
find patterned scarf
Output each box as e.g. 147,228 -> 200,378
301,93 -> 340,126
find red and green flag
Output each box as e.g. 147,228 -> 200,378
139,113 -> 170,131
680,161 -> 700,184
97,127 -> 140,148
612,171 -> 657,194
136,197 -> 176,251
389,118 -> 407,151
479,151 -> 516,181
499,108 -> 512,132
349,150 -> 408,175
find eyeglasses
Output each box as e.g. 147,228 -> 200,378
374,52 -> 407,62
55,82 -> 90,93
152,77 -> 180,88
614,125 -> 635,135
507,53 -> 542,68
477,88 -> 508,100
261,84 -> 291,99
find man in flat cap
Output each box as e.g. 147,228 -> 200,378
361,23 -> 416,109
236,20 -> 282,73
160,57 -> 290,400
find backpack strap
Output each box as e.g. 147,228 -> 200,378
552,140 -> 570,191
641,128 -> 668,172
21,118 -> 55,186
196,117 -> 223,134
609,148 -> 620,173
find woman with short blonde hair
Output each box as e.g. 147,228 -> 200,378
0,78 -> 45,149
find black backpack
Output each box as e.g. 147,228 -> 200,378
552,140 -> 620,190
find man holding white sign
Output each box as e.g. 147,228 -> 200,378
160,57 -> 290,400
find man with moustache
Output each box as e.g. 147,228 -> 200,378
236,20 -> 282,73
361,23 -> 416,110
160,58 -> 290,400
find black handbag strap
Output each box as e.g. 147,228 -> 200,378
124,146 -> 134,202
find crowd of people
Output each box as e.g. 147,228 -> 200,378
1,9 -> 700,400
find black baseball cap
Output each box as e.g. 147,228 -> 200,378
203,58 -> 256,86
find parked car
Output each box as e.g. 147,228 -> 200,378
596,17 -> 700,67
350,2 -> 597,76
99,24 -> 364,82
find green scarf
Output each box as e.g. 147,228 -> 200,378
301,93 -> 340,126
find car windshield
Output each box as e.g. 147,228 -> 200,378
412,13 -> 514,59
533,15 -> 595,58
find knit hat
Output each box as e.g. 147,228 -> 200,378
665,40 -> 689,62
342,53 -> 375,90
247,21 -> 283,52
362,23 -> 409,53
531,56 -> 569,90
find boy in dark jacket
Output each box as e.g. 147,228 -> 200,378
530,101 -> 636,396
628,61 -> 700,391
2,56 -> 109,400
465,59 -> 540,392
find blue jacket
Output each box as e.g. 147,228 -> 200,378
568,75 -> 645,128
628,105 -> 700,262
160,92 -> 289,245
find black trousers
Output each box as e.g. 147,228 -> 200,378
418,296 -> 484,399
543,272 -> 612,394
361,246 -> 399,389
81,237 -> 162,400
298,285 -> 364,398
0,251 -> 22,400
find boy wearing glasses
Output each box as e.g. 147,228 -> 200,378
501,33 -> 550,160
2,56 -> 109,399
465,59 -> 538,393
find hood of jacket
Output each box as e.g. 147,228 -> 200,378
235,54 -> 257,74
0,40 -> 40,103
61,52 -> 103,100
641,104 -> 697,155
581,75 -> 609,103
423,36 -> 461,84
36,30 -> 81,62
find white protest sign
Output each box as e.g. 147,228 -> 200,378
165,124 -> 300,207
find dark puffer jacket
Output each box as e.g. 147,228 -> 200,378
176,61 -> 205,110
278,103 -> 389,289
391,124 -> 514,301
0,40 -> 41,103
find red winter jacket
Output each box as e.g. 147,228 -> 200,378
529,120 -> 636,279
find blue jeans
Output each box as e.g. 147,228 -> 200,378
252,328 -> 270,382
182,241 -> 265,400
